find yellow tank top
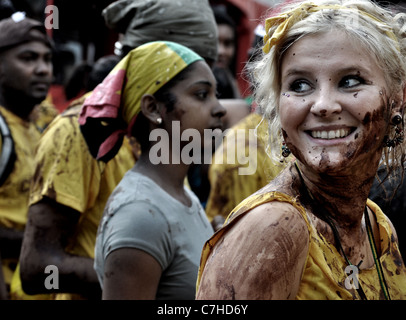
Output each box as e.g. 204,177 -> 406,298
197,191 -> 406,299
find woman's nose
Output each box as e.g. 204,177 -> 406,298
310,89 -> 342,117
213,99 -> 227,118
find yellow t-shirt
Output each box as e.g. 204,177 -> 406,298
0,106 -> 40,229
29,98 -> 59,133
29,103 -> 136,258
205,113 -> 285,221
197,191 -> 406,299
0,106 -> 42,285
10,101 -> 136,300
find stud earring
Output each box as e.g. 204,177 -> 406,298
156,117 -> 162,125
282,142 -> 291,157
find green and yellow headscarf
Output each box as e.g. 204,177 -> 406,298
79,41 -> 203,162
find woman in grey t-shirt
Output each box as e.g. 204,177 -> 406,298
79,41 -> 226,299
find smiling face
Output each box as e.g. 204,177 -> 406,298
279,30 -> 394,174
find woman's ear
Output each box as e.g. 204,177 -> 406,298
140,94 -> 163,126
389,86 -> 406,119
401,85 -> 406,116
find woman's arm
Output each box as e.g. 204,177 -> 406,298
196,201 -> 309,299
102,248 -> 162,300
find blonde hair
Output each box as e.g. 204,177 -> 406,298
249,0 -> 406,169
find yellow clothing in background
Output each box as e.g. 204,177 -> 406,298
29,104 -> 135,258
205,113 -> 284,221
30,97 -> 59,133
0,106 -> 40,285
0,106 -> 39,230
198,191 -> 406,299
0,101 -> 58,288
10,100 -> 136,300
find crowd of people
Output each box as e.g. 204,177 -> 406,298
1,0 -> 406,301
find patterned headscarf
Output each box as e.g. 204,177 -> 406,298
78,41 -> 203,162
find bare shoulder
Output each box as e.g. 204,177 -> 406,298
197,200 -> 309,300
228,200 -> 309,239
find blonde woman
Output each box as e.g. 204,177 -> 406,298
196,0 -> 406,300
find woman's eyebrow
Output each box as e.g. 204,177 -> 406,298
282,66 -> 369,77
196,81 -> 213,86
188,80 -> 214,88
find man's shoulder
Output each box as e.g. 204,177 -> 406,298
59,93 -> 91,118
60,103 -> 82,118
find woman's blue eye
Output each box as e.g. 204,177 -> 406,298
340,76 -> 364,88
290,80 -> 312,93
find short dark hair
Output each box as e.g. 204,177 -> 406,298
212,6 -> 236,29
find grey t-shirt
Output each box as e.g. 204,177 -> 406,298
94,169 -> 213,299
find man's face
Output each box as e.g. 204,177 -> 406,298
0,40 -> 53,105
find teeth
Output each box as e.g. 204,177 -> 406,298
310,129 -> 351,139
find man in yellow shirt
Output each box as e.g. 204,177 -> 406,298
0,13 -> 53,298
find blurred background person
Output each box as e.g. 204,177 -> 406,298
0,13 -> 53,299
212,5 -> 241,99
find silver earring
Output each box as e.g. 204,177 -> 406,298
157,117 -> 162,124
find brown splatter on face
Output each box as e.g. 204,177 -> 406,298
319,148 -> 330,169
358,103 -> 388,155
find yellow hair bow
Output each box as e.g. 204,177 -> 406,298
263,2 -> 318,54
263,2 -> 399,53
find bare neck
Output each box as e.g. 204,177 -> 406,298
293,161 -> 375,229
266,161 -> 380,268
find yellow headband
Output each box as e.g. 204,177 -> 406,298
263,2 -> 399,53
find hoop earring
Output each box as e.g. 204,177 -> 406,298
282,142 -> 291,157
384,114 -> 404,148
